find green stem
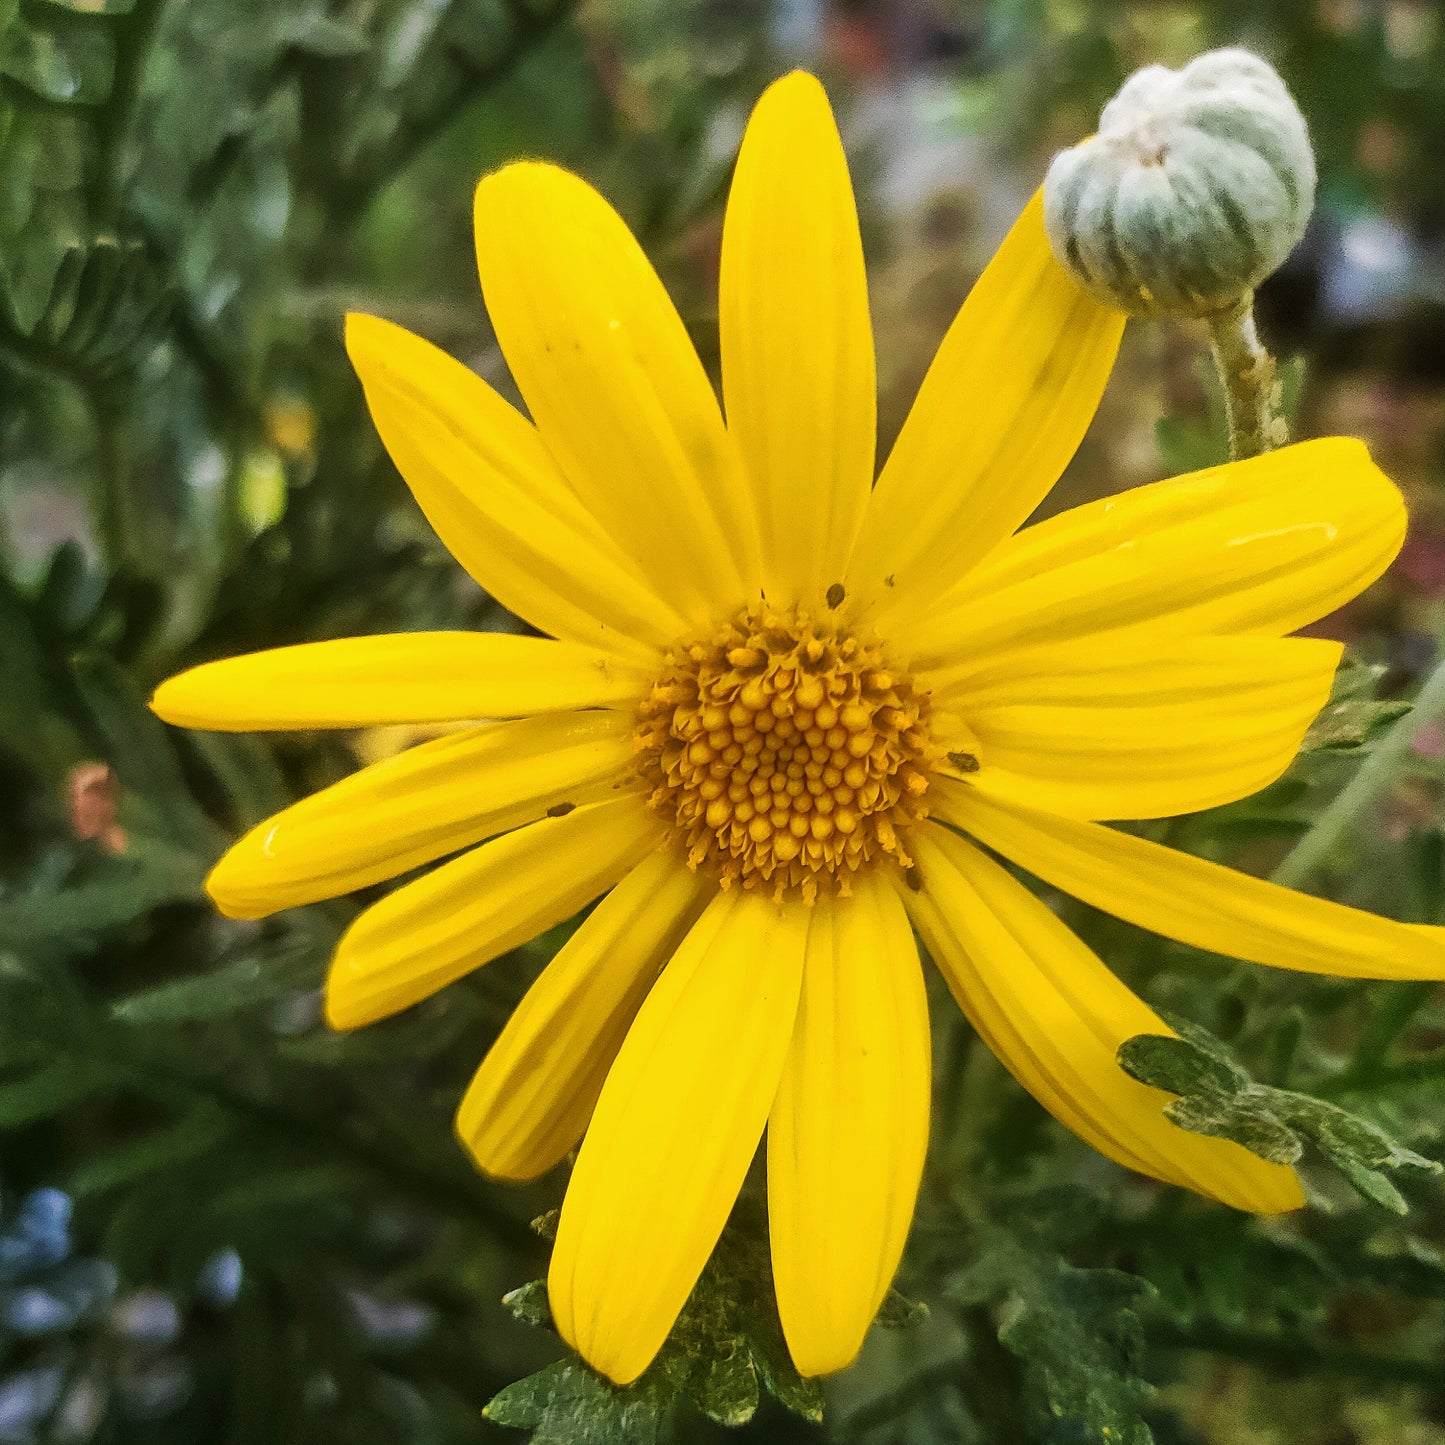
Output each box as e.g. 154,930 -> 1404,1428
1205,293 -> 1286,460
1316,1051 -> 1445,1098
1274,652 -> 1445,889
92,0 -> 169,226
316,0 -> 577,227
1153,1321 -> 1445,1386
84,377 -> 133,567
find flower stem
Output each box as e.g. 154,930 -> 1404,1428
1206,294 -> 1286,460
1153,1320 -> 1444,1386
1273,652 -> 1445,889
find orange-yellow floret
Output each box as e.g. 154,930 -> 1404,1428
635,606 -> 937,902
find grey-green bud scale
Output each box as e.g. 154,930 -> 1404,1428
1042,48 -> 1316,317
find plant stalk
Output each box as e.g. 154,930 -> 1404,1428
1206,293 -> 1286,460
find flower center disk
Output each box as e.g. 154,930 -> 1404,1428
636,606 -> 935,902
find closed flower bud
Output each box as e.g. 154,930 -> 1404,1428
1043,48 -> 1316,317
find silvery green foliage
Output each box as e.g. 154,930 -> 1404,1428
1043,48 -> 1315,317
485,1206 -> 824,1443
1119,1017 -> 1441,1214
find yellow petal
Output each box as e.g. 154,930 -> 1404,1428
325,795 -> 657,1030
549,890 -> 808,1385
903,438 -> 1405,667
847,190 -> 1124,624
926,634 -> 1340,820
936,779 -> 1445,980
347,314 -> 684,662
904,823 -> 1304,1214
457,850 -> 711,1182
474,162 -> 759,622
768,876 -> 930,1377
150,633 -> 651,731
207,711 -> 637,919
719,71 -> 874,607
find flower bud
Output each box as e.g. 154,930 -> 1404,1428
1042,48 -> 1316,317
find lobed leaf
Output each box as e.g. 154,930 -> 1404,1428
950,1211 -> 1157,1445
1120,1016 -> 1442,1213
486,1203 -> 824,1440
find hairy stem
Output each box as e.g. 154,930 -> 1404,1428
1206,294 -> 1286,460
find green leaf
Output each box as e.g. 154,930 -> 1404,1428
1163,1091 -> 1303,1165
484,1361 -> 664,1445
27,237 -> 172,374
1299,659 -> 1410,754
501,1279 -> 552,1329
1111,1031 -> 1249,1099
1119,1017 -> 1442,1213
71,651 -> 219,856
67,1103 -> 230,1195
659,1207 -> 821,1426
486,1203 -> 825,1441
952,1215 -> 1156,1445
272,11 -> 368,57
875,1287 -> 930,1329
0,8 -> 114,104
0,1056 -> 110,1126
1125,1211 -> 1331,1328
0,844 -> 205,949
185,731 -> 294,830
111,931 -> 321,1024
1329,1153 -> 1409,1214
0,572 -> 88,779
1301,699 -> 1411,754
0,0 -> 133,334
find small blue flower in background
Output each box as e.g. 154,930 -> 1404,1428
0,1191 -> 73,1284
0,1185 -> 229,1442
195,1248 -> 243,1310
0,1365 -> 65,1445
0,1187 -> 117,1343
0,1186 -> 117,1445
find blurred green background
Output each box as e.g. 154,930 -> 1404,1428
6,1 -> 1445,1441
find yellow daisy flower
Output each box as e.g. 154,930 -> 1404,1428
151,71 -> 1445,1385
